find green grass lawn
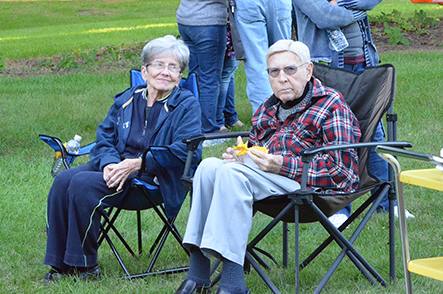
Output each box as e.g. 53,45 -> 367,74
1,0 -> 443,293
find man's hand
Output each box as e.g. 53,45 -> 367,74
222,136 -> 245,163
103,158 -> 142,191
247,149 -> 283,174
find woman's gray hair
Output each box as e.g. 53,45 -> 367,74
266,40 -> 311,64
141,35 -> 190,73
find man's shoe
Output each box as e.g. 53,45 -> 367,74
214,287 -> 250,294
202,138 -> 227,148
175,279 -> 211,294
226,120 -> 244,129
76,264 -> 102,281
328,212 -> 349,228
394,205 -> 415,219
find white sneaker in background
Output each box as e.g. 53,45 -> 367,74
202,138 -> 227,148
394,205 -> 415,219
328,213 -> 349,228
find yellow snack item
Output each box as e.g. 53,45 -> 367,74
233,142 -> 268,156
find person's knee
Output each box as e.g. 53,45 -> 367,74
198,157 -> 224,173
215,162 -> 246,179
67,172 -> 99,203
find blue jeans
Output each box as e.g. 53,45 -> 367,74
234,0 -> 292,113
334,63 -> 391,218
178,24 -> 227,133
217,56 -> 240,127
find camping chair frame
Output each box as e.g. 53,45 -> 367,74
97,146 -> 190,279
376,145 -> 443,294
243,63 -> 410,293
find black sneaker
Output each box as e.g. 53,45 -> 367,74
42,266 -> 73,283
76,264 -> 102,281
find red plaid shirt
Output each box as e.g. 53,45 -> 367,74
250,77 -> 361,194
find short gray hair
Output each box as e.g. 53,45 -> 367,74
266,40 -> 311,64
141,35 -> 190,73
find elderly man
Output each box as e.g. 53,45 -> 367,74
175,40 -> 361,294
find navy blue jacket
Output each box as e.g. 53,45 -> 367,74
90,85 -> 202,218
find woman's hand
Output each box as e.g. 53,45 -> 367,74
222,136 -> 244,163
103,158 -> 142,191
247,149 -> 283,174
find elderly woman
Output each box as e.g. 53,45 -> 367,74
174,40 -> 361,294
42,35 -> 202,281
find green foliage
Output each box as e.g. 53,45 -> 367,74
371,7 -> 440,46
103,46 -> 120,62
0,54 -> 4,73
80,50 -> 97,64
37,60 -> 51,68
123,50 -> 140,63
383,23 -> 410,46
57,53 -> 78,69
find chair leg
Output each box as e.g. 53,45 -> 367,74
283,222 -> 288,268
294,202 -> 300,294
310,202 -> 388,288
389,192 -> 396,283
300,190 -> 381,270
210,258 -> 222,288
248,203 -> 294,269
137,210 -> 142,254
100,223 -> 131,277
245,252 -> 281,294
313,191 -> 388,293
100,209 -> 137,256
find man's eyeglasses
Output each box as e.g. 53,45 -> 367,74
146,62 -> 181,74
266,63 -> 307,78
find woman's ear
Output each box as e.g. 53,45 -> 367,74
141,65 -> 149,81
176,73 -> 183,87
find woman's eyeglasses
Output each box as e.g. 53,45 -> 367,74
146,62 -> 181,74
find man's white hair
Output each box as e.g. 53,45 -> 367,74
266,40 -> 311,64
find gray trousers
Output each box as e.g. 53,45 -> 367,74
183,157 -> 300,266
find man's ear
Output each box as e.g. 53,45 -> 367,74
306,62 -> 314,82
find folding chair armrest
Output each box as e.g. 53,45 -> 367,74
138,146 -> 176,177
180,131 -> 250,191
300,141 -> 413,158
297,141 -> 412,191
376,145 -> 443,168
39,134 -> 68,156
75,142 -> 96,156
39,134 -> 96,157
182,131 -> 250,151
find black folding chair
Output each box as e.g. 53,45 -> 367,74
245,63 -> 413,293
181,63 -> 412,293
